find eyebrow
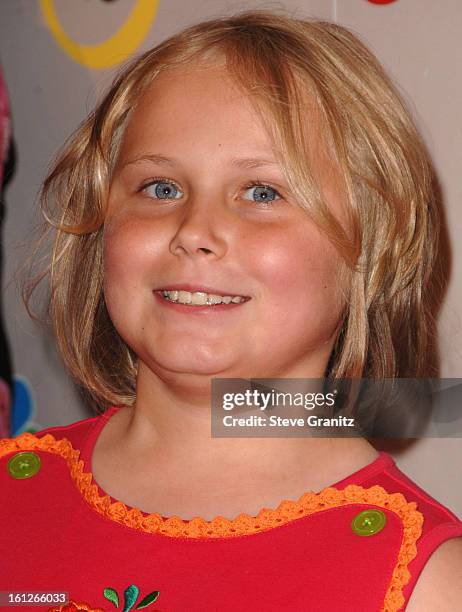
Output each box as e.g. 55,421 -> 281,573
121,154 -> 280,170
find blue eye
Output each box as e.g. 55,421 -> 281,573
243,183 -> 281,204
142,179 -> 183,200
139,178 -> 281,205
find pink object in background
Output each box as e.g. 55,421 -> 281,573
0,378 -> 10,437
0,66 -> 12,436
0,68 -> 10,183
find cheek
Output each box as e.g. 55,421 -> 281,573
252,226 -> 346,337
256,228 -> 342,299
102,215 -> 159,325
103,214 -> 162,282
104,220 -> 138,290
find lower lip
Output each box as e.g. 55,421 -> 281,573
153,291 -> 249,313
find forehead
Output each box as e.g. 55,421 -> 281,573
116,62 -> 276,162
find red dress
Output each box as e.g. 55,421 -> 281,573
1,406 -> 461,612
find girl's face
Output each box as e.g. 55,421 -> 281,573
104,63 -> 349,381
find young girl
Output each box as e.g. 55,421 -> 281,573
1,9 -> 461,612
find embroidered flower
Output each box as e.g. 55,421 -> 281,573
48,600 -> 104,611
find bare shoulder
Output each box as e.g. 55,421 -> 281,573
406,537 -> 462,611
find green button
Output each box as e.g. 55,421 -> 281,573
7,451 -> 41,479
351,509 -> 386,536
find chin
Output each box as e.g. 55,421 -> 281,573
144,347 -> 240,377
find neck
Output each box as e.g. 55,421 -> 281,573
114,361 -> 371,483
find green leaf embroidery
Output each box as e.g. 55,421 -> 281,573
103,587 -> 119,609
135,590 -> 160,609
123,584 -> 140,612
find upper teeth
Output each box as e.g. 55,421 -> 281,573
160,290 -> 247,305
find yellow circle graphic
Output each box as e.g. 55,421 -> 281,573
39,0 -> 159,69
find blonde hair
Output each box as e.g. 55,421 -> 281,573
21,9 -> 442,411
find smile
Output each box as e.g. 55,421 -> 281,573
157,290 -> 248,306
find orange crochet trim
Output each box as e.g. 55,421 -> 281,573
2,433 -> 423,612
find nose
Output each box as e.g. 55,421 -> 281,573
169,196 -> 229,259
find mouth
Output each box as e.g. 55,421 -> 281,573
156,289 -> 250,306
155,288 -> 251,307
